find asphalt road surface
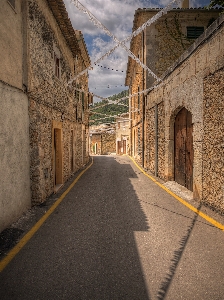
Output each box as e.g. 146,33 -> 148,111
0,155 -> 224,300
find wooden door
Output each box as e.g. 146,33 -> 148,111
54,128 -> 63,185
117,141 -> 122,155
123,140 -> 126,154
174,108 -> 193,191
70,130 -> 74,172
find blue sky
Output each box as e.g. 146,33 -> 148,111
63,0 -> 211,101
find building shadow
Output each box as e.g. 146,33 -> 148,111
157,203 -> 202,299
0,156 -> 151,300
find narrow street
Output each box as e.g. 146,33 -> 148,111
0,155 -> 224,300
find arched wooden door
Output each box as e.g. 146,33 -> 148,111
174,108 -> 193,191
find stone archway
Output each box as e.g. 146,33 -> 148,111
174,107 -> 193,191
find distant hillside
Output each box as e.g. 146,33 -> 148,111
90,90 -> 129,125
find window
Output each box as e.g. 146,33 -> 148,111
54,53 -> 60,78
187,27 -> 204,39
8,0 -> 15,9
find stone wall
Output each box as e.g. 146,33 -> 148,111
101,132 -> 116,155
90,134 -> 102,155
0,82 -> 31,232
28,0 -> 89,204
0,0 -> 24,89
145,100 -> 165,179
203,68 -> 224,213
127,8 -> 221,165
157,101 -> 165,180
145,15 -> 224,211
145,106 -> 155,173
116,115 -> 130,155
0,1 -> 31,232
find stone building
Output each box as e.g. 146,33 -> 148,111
126,6 -> 224,214
116,113 -> 130,155
144,14 -> 224,213
0,0 -> 91,231
28,0 -> 91,203
0,0 -> 31,232
90,132 -> 102,155
90,124 -> 116,155
125,3 -> 221,165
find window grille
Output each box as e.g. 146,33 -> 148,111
187,27 -> 204,39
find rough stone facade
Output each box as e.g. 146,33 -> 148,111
28,0 -> 91,204
145,101 -> 165,179
126,7 -> 221,165
145,15 -> 224,212
101,132 -> 116,155
90,124 -> 116,155
116,114 -> 130,155
203,68 -> 224,213
90,133 -> 102,155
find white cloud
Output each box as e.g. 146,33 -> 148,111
63,0 -> 209,101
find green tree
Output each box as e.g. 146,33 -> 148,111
89,90 -> 129,126
208,0 -> 224,8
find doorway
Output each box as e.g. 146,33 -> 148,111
123,140 -> 126,154
117,141 -> 122,155
54,128 -> 63,190
174,108 -> 193,191
70,130 -> 74,172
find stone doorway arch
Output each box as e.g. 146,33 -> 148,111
174,107 -> 193,191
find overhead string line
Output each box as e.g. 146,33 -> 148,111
68,0 -> 184,87
91,108 -> 139,118
89,115 -> 130,123
90,110 -> 139,123
75,81 -> 166,112
89,80 -> 167,111
69,0 -> 159,81
95,64 -> 125,73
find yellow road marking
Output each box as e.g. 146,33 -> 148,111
0,158 -> 94,273
129,156 -> 224,231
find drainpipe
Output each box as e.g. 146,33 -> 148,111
155,104 -> 158,177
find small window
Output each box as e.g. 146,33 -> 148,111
187,27 -> 204,39
8,0 -> 15,9
54,53 -> 60,78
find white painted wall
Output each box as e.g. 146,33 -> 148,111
0,82 -> 31,232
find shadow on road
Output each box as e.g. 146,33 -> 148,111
66,156 -> 151,299
0,156 -> 151,300
157,203 -> 202,299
